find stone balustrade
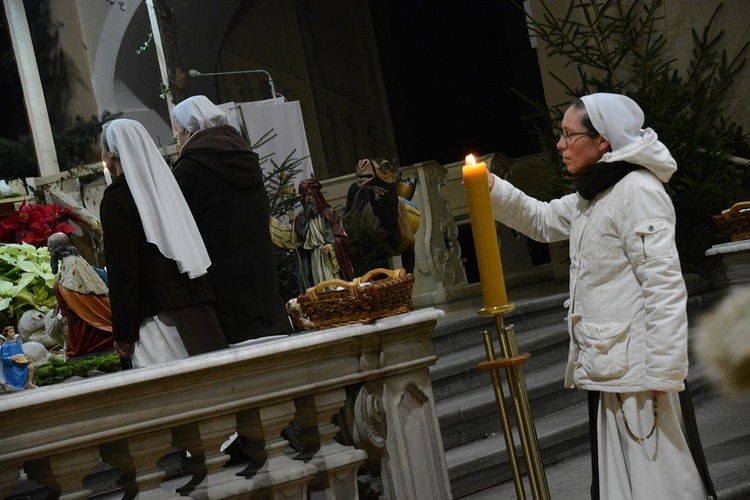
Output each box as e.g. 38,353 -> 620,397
0,309 -> 451,499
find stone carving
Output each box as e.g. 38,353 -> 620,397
440,216 -> 459,242
354,383 -> 398,499
354,383 -> 387,452
423,165 -> 445,185
431,246 -> 457,285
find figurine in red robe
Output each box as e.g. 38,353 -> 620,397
48,233 -> 113,357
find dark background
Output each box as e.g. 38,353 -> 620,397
0,0 -> 547,173
372,0 -> 547,166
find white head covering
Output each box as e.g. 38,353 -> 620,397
580,93 -> 677,182
104,119 -> 211,278
173,95 -> 229,133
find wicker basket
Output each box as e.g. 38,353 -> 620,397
713,202 -> 750,241
292,268 -> 414,331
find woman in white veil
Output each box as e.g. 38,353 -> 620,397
478,93 -> 713,499
99,119 -> 228,368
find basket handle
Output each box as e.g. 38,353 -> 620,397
361,268 -> 406,283
305,278 -> 360,301
303,268 -> 406,300
721,202 -> 750,220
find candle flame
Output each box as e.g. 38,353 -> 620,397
102,164 -> 113,186
465,154 -> 476,166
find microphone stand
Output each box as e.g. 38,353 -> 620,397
189,69 -> 277,99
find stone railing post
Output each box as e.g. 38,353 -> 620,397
23,446 -> 100,499
99,429 -> 177,499
293,389 -> 368,498
236,401 -> 318,498
399,160 -> 475,307
172,414 -> 238,496
0,466 -> 18,499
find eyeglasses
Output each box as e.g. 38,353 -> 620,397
560,130 -> 597,145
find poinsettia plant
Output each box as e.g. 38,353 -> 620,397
0,202 -> 82,247
0,243 -> 57,326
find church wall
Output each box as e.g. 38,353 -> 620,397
216,0 -> 397,179
527,0 -> 750,133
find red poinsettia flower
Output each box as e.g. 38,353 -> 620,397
0,201 -> 83,247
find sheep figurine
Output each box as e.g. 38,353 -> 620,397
18,309 -> 62,351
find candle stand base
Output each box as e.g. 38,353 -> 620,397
476,304 -> 550,500
478,304 -> 516,317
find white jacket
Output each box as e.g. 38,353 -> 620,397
489,139 -> 688,392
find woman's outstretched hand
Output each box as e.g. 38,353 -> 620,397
114,341 -> 132,357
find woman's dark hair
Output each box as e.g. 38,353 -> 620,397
571,98 -> 598,135
48,238 -> 80,274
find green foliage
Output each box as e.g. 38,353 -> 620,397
251,129 -> 308,300
0,135 -> 37,181
136,30 -> 154,55
53,112 -> 119,170
0,243 -> 56,327
518,0 -> 750,272
262,150 -> 306,220
0,112 -> 119,180
34,352 -> 122,387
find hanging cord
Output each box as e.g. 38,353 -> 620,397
616,392 -> 658,443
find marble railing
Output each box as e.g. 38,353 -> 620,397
0,309 -> 451,499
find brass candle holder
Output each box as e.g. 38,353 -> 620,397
477,303 -> 550,500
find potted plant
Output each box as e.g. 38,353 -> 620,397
0,201 -> 82,247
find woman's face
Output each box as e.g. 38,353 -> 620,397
100,135 -> 123,175
174,124 -> 192,147
556,106 -> 609,175
101,137 -> 115,171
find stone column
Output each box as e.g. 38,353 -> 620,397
2,0 -> 60,176
172,414 -> 240,497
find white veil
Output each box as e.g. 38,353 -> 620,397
580,93 -> 677,182
104,119 -> 211,278
173,95 -> 229,133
